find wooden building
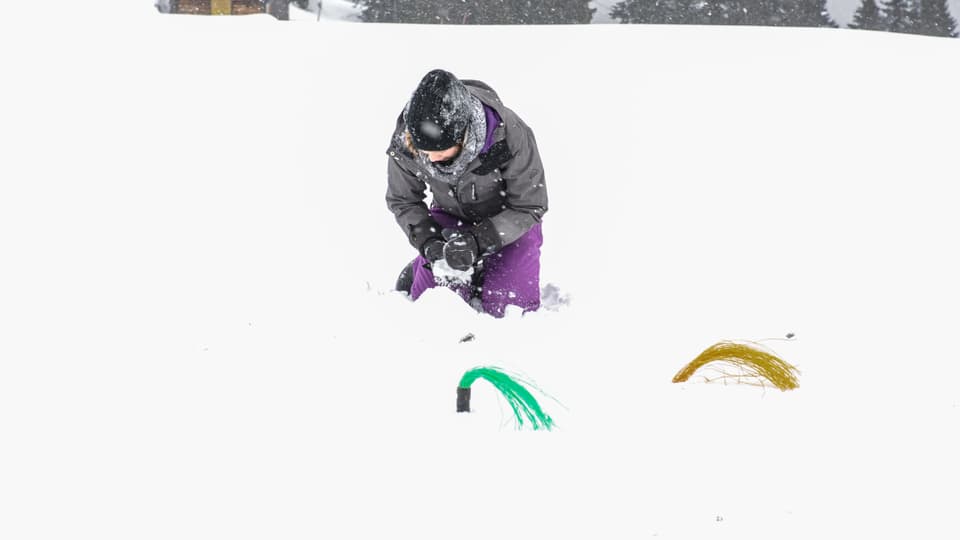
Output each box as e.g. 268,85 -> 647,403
163,0 -> 290,19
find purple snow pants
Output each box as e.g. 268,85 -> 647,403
409,209 -> 543,318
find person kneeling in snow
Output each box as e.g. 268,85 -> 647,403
386,69 -> 548,318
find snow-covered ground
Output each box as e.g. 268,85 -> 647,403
293,0 -> 364,22
2,2 -> 959,539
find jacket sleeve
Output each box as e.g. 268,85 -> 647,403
483,119 -> 548,249
385,153 -> 441,252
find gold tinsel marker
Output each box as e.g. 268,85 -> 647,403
673,339 -> 800,391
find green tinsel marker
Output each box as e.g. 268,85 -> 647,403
457,366 -> 555,431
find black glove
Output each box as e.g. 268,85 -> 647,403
422,238 -> 445,263
441,228 -> 480,271
408,218 -> 444,262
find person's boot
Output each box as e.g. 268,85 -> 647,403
395,261 -> 415,294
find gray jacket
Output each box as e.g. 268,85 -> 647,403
385,80 -> 548,254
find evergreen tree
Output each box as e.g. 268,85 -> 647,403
780,0 -> 838,27
266,0 -> 290,19
702,0 -> 752,25
356,0 -> 433,23
611,0 -> 843,27
356,0 -> 593,24
742,0 -> 789,27
706,0 -> 842,27
848,0 -> 886,30
610,0 -> 699,24
489,0 -> 595,24
881,0 -> 914,32
914,0 -> 959,36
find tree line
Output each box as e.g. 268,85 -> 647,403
847,0 -> 957,36
352,0 -> 957,36
354,0 -> 595,24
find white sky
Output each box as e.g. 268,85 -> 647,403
2,2 -> 959,539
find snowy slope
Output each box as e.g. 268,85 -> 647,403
1,2 -> 959,539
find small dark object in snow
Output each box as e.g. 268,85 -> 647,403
459,333 -> 475,343
456,386 -> 471,412
786,333 -> 795,339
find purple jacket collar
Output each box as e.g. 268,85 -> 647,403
482,104 -> 501,154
